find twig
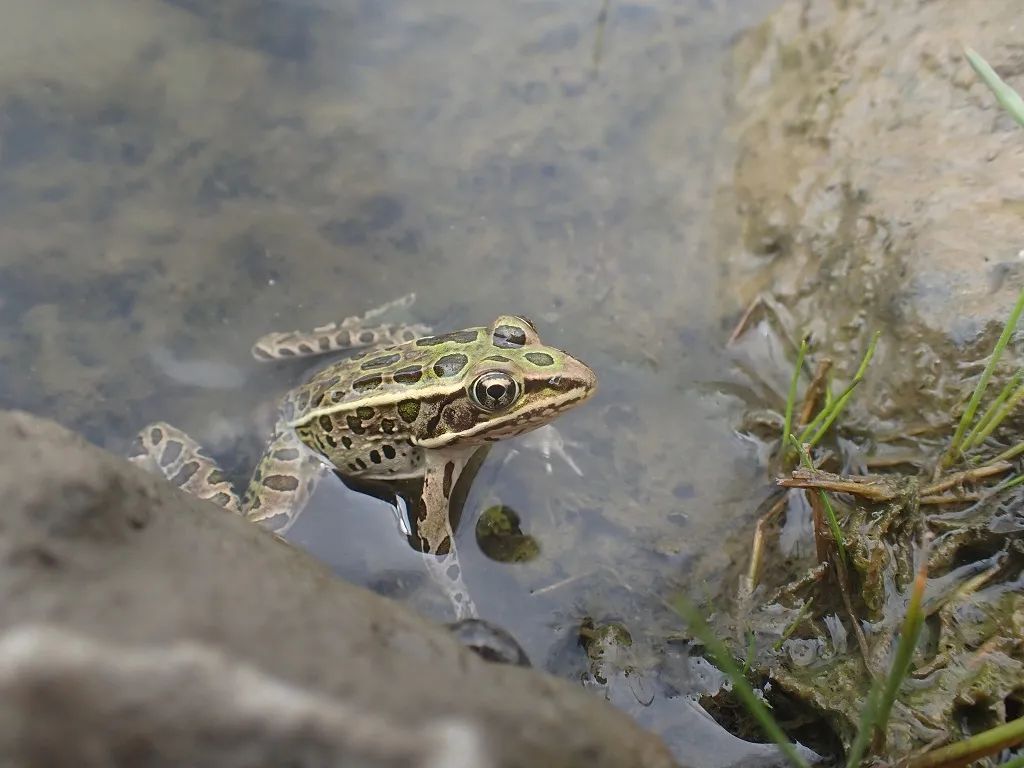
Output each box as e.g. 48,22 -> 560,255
798,359 -> 833,428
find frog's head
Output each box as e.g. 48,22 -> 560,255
411,314 -> 597,449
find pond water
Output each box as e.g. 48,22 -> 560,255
0,0 -> 783,762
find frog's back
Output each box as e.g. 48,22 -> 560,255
283,327 -> 490,421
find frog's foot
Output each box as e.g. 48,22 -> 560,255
128,422 -> 241,511
501,423 -> 584,476
251,293 -> 432,361
241,426 -> 328,535
422,542 -> 478,621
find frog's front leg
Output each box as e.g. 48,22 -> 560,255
251,293 -> 432,361
417,451 -> 481,621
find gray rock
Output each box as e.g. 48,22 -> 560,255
0,410 -> 678,768
0,624 -> 488,768
719,0 -> 1024,426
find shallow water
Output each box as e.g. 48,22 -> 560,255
0,0 -> 780,761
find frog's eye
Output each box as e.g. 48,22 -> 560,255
469,370 -> 521,412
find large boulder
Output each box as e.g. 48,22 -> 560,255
718,0 -> 1024,425
0,410 -> 678,768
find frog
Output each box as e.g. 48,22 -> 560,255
128,295 -> 598,620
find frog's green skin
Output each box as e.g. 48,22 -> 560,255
129,297 -> 597,619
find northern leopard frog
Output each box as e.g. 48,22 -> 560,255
129,295 -> 598,619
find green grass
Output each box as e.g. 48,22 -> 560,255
943,285 -> 1024,467
797,332 -> 880,449
781,336 -> 809,458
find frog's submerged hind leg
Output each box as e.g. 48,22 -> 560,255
250,292 -> 432,361
128,422 -> 242,511
129,421 -> 326,535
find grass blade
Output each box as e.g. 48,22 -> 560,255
845,676 -> 884,768
907,715 -> 1024,768
944,286 -> 1024,467
993,440 -> 1024,464
782,336 -> 809,458
873,554 -> 928,749
961,370 -> 1024,451
800,332 -> 880,448
966,47 -> 1024,128
672,597 -> 811,768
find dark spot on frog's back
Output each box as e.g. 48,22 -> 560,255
524,351 -> 555,367
361,352 -> 400,370
318,415 -> 334,432
356,406 -> 375,420
416,330 -> 479,346
492,325 -> 527,349
319,374 -> 341,391
433,353 -> 469,378
352,374 -> 383,392
483,355 -> 511,363
393,365 -> 423,385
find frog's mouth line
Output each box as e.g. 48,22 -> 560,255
412,388 -> 593,449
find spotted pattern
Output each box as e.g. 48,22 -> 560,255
160,440 -> 182,467
264,474 -> 300,492
398,399 -> 421,423
352,374 -> 383,392
524,351 -> 555,367
442,461 -> 455,499
393,365 -> 423,385
318,415 -> 333,432
433,353 -> 469,378
170,460 -> 199,485
416,330 -> 479,347
360,352 -> 401,370
492,325 -> 527,349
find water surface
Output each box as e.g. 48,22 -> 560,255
0,0 -> 780,761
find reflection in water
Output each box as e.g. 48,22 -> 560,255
0,0 -> 779,761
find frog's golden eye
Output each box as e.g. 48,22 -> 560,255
468,370 -> 521,412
